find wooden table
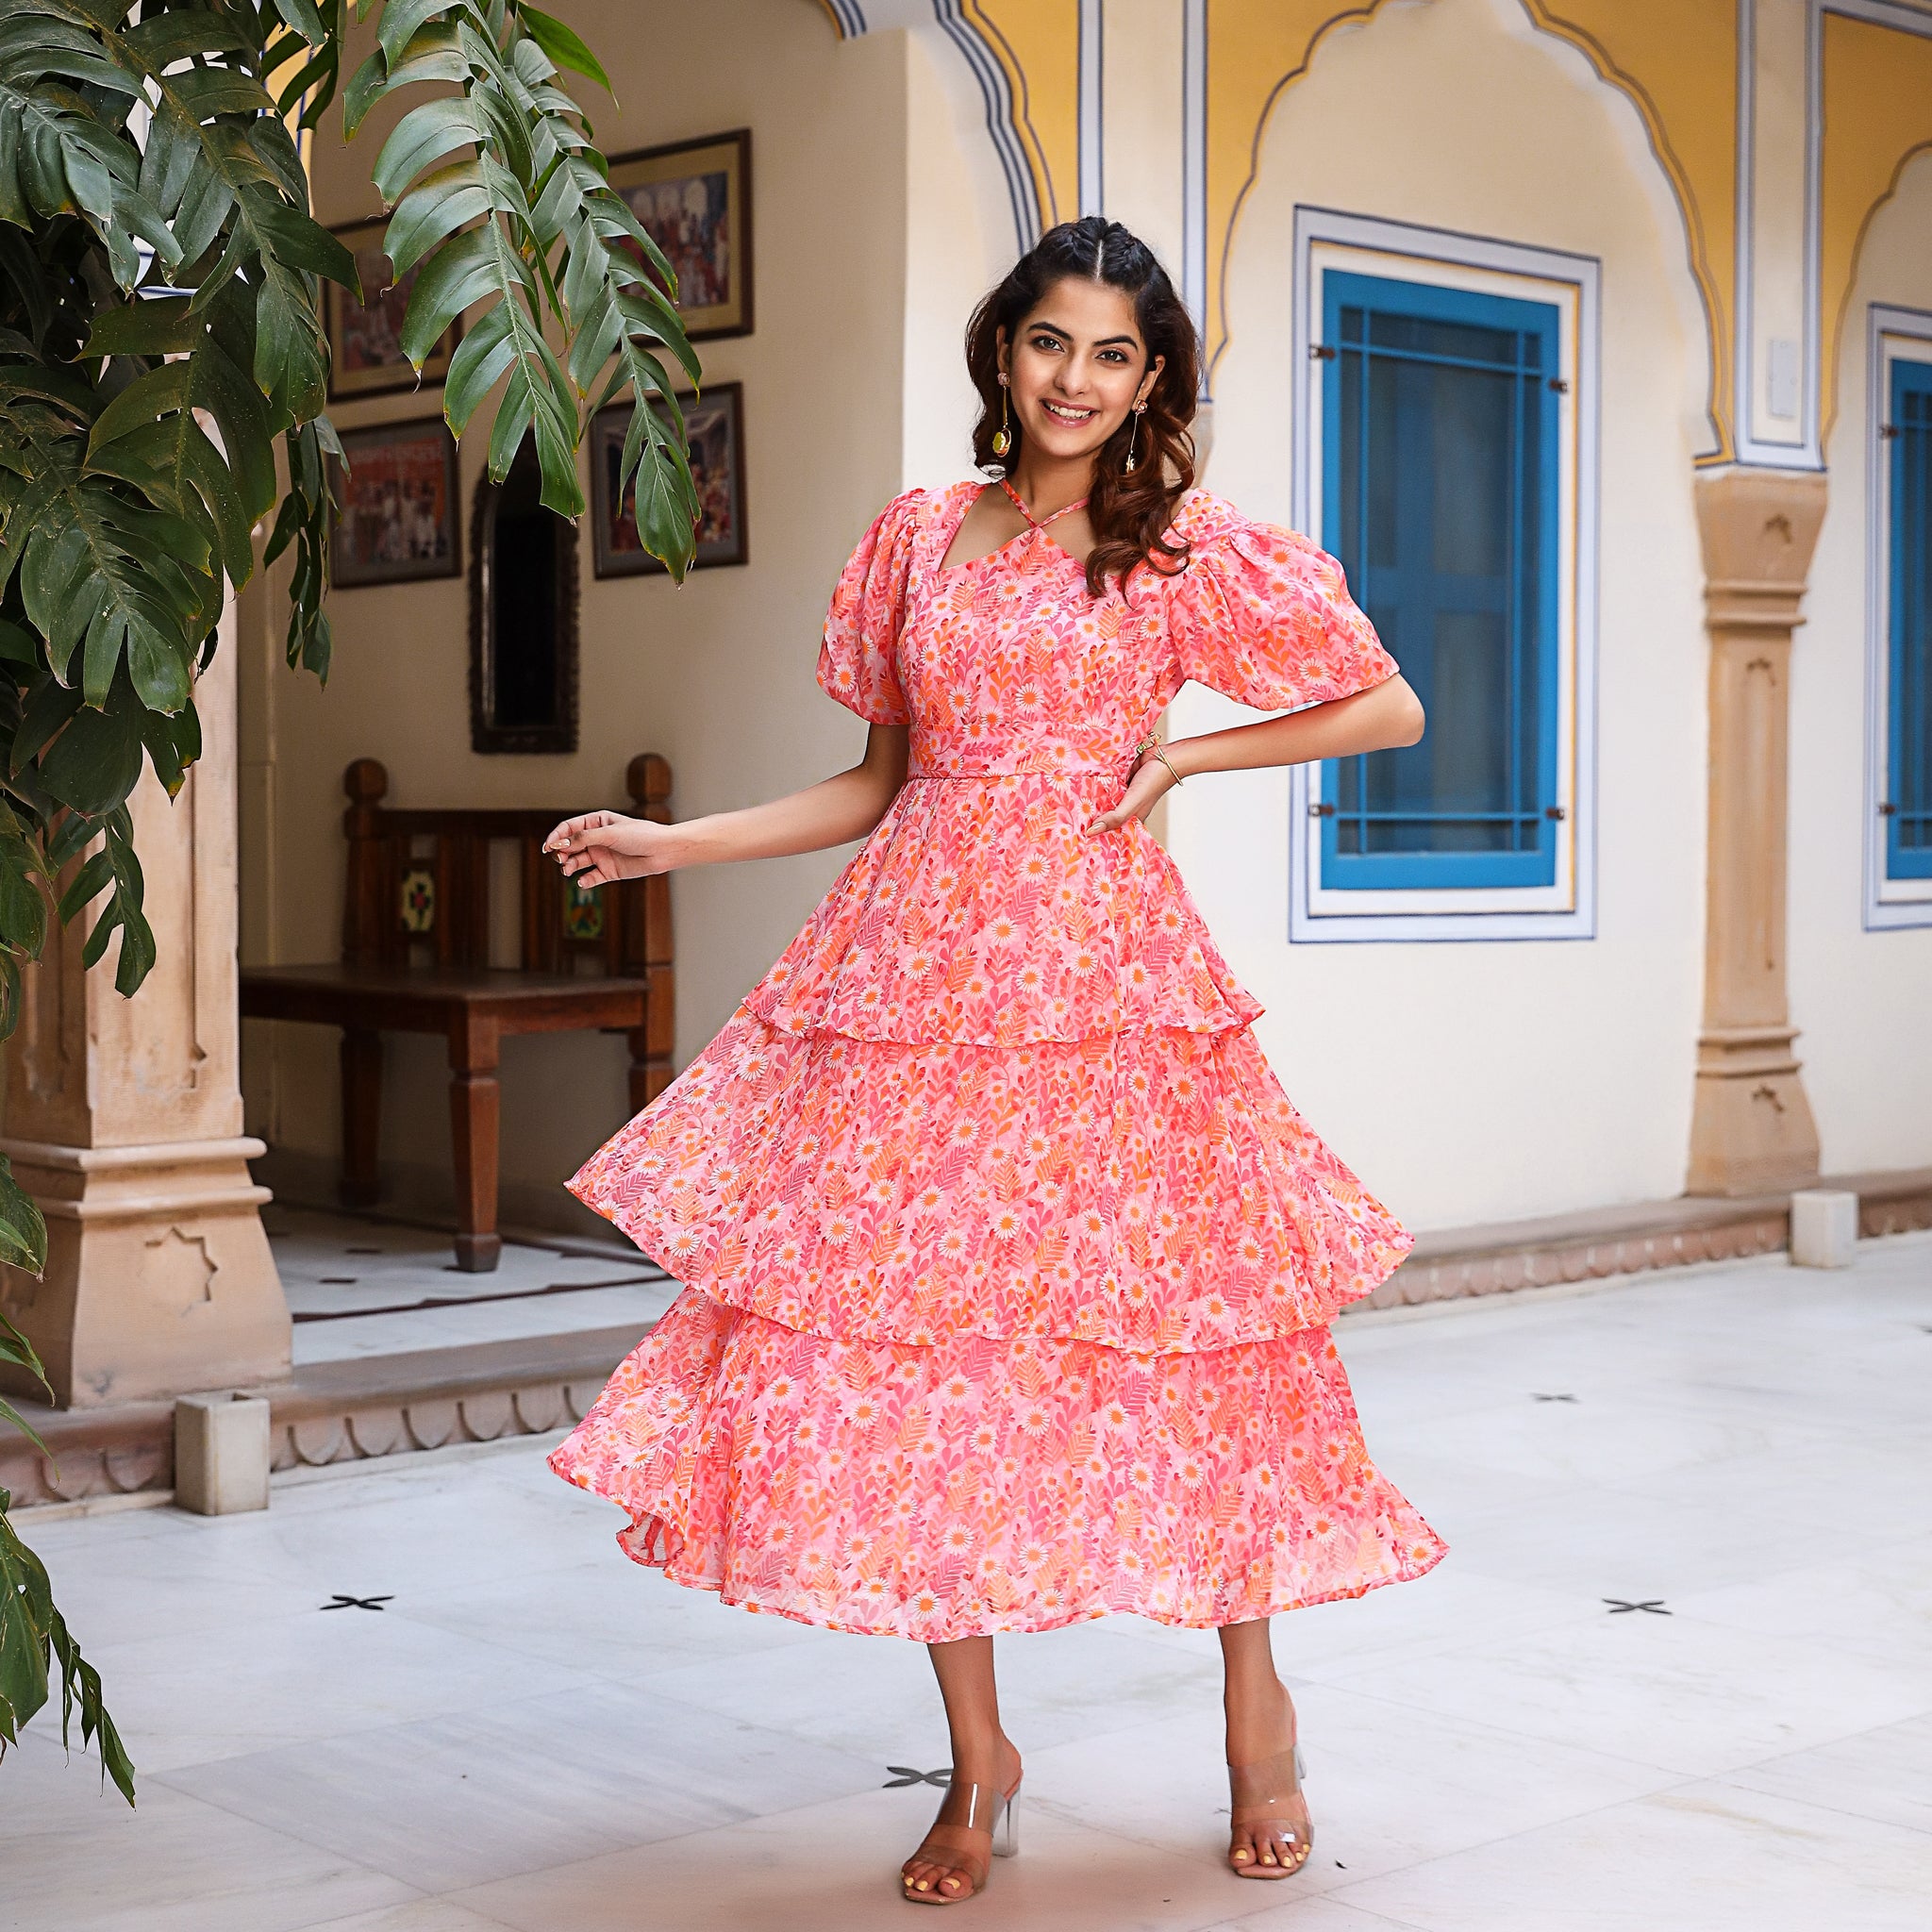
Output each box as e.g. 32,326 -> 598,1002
240,965 -> 656,1272
240,756 -> 674,1273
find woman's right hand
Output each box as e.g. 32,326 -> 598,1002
541,811 -> 678,888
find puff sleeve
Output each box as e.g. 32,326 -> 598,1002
1169,507 -> 1399,711
815,489 -> 924,724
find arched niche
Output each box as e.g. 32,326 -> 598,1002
468,438 -> 580,755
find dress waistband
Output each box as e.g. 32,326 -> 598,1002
904,761 -> 1130,781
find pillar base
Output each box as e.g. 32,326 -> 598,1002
1685,1025 -> 1821,1197
0,1135 -> 291,1409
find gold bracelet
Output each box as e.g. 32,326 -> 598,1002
1146,741 -> 1185,788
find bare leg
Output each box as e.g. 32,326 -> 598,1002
901,1635 -> 1024,1900
1220,1615 -> 1310,1875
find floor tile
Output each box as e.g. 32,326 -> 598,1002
1319,1608 -> 1932,1778
0,1740 -> 415,1932
1725,1710 -> 1932,1837
72,1600 -> 595,1774
160,1681 -> 885,1890
397,1553 -> 825,1683
453,1781 -> 1256,1932
1332,1777 -> 1932,1931
300,1907 -> 521,1932
1017,1679 -> 1679,1886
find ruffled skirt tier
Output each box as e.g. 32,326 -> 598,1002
552,1289 -> 1445,1641
566,1010 -> 1411,1352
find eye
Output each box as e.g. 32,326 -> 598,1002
1028,331 -> 1063,352
1099,349 -> 1129,364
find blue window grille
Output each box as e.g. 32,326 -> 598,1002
1889,357 -> 1932,880
1318,271 -> 1562,891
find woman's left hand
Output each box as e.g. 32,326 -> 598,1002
1085,748 -> 1177,835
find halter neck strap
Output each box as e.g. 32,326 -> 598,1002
997,476 -> 1089,530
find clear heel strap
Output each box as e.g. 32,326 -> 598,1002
991,1786 -> 1020,1858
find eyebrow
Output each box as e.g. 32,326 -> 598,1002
1027,319 -> 1141,349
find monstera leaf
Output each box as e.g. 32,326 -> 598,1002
0,0 -> 702,1803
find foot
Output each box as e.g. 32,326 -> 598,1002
900,1733 -> 1023,1903
1225,1677 -> 1311,1878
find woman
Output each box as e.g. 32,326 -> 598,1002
543,216 -> 1447,1904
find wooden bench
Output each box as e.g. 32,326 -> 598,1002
240,756 -> 674,1272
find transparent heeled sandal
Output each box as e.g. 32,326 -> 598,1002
899,1773 -> 1021,1904
1226,1740 -> 1311,1878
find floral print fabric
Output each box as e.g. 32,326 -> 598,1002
551,482 -> 1446,1640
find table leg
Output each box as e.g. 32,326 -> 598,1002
340,1028 -> 382,1208
447,1015 -> 502,1273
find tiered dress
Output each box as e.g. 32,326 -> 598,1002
549,480 -> 1447,1641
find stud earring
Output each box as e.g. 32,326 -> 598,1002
991,374 -> 1012,459
1124,400 -> 1147,475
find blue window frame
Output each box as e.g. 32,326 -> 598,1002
1889,356 -> 1932,880
1319,271 -> 1562,891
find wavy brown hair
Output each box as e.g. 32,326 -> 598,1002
966,216 -> 1200,598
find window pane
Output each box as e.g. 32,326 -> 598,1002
1324,274 -> 1557,887
1892,365 -> 1932,874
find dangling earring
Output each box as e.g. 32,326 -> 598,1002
991,374 -> 1012,459
1124,399 -> 1147,475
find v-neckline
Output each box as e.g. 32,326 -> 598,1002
934,481 -> 1089,579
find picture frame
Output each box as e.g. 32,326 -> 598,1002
329,416 -> 461,587
591,383 -> 748,578
325,217 -> 462,400
604,129 -> 753,341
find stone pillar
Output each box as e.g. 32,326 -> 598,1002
1687,466 -> 1828,1197
0,604 -> 291,1407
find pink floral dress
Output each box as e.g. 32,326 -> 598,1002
549,481 -> 1447,1640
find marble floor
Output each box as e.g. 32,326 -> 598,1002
5,1234 -> 1931,1931
264,1203 -> 679,1362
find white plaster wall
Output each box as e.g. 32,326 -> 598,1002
243,2 -> 911,1220
1173,0 -> 1713,1229
901,28 -> 1008,491
1790,150 -> 1932,1174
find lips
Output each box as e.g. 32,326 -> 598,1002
1041,401 -> 1096,424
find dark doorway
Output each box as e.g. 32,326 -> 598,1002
468,438 -> 579,753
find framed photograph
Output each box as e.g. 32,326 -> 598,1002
330,416 -> 460,587
325,217 -> 461,400
591,383 -> 747,577
605,130 -> 753,341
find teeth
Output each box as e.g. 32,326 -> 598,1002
1043,404 -> 1092,422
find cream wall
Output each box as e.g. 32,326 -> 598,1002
901,27 -> 1008,492
1790,151 -> 1932,1174
1169,0 -> 1714,1230
242,2 -> 914,1227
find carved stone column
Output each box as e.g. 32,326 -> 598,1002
1687,466 -> 1828,1197
0,605 -> 291,1407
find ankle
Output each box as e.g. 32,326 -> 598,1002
1223,1678 -> 1295,1757
948,1728 -> 1018,1775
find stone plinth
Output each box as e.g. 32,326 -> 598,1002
0,607 -> 291,1407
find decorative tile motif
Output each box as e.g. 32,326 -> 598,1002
400,864 -> 436,934
1603,1598 -> 1671,1615
322,1593 -> 394,1611
563,877 -> 605,941
883,1765 -> 953,1789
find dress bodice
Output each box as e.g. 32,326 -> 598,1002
748,482 -> 1400,1048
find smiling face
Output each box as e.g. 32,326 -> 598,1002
998,275 -> 1164,469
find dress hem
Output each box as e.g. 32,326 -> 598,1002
550,1459 -> 1451,1644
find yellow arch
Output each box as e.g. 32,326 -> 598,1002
963,1 -> 1077,239
1820,10 -> 1932,442
1207,0 -> 1736,460
809,0 -> 1075,246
